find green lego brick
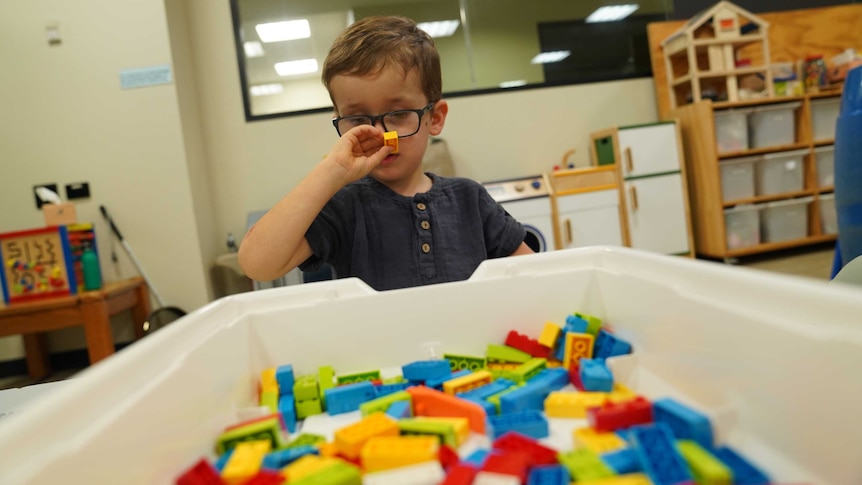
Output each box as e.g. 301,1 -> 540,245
558,448 -> 616,481
336,370 -> 381,385
486,344 -> 531,364
507,358 -> 547,383
381,375 -> 405,384
294,375 -> 319,401
260,389 -> 279,413
359,390 -> 411,416
486,383 -> 522,413
215,416 -> 285,455
290,460 -> 362,485
574,312 -> 603,336
318,366 -> 335,403
443,353 -> 486,372
285,433 -> 327,449
677,440 -> 733,485
295,397 -> 323,419
398,418 -> 458,447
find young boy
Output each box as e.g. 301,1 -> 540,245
238,15 -> 532,291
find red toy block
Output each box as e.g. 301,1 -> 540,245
438,444 -> 460,470
241,470 -> 283,485
175,458 -> 224,485
504,330 -> 551,358
406,385 -> 487,433
568,360 -> 585,391
440,463 -> 479,485
493,431 -> 558,466
588,396 -> 654,432
480,450 -> 531,482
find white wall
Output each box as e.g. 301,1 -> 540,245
0,0 -> 658,365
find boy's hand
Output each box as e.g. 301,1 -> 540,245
327,125 -> 393,184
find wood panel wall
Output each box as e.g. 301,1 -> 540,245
648,4 -> 862,119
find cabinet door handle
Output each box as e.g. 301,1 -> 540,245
565,219 -> 573,245
624,147 -> 634,173
629,185 -> 639,211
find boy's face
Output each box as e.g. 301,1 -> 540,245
329,65 -> 447,186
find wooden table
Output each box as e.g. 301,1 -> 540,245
0,277 -> 150,379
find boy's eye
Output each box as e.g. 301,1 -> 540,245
387,111 -> 410,120
345,116 -> 370,126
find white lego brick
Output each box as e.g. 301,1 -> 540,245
362,461 -> 445,485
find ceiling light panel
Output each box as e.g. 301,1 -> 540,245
417,20 -> 460,38
255,19 -> 311,43
250,84 -> 284,97
586,4 -> 640,23
244,41 -> 264,58
274,58 -> 319,77
530,51 -> 571,64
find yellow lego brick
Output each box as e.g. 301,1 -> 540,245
538,321 -> 562,348
573,426 -> 627,453
413,417 -> 470,445
563,332 -> 594,370
221,439 -> 271,485
282,455 -> 340,481
607,383 -> 638,404
260,367 -> 278,394
334,412 -> 400,459
576,473 -> 653,485
360,435 -> 440,473
384,131 -> 399,154
316,441 -> 338,458
442,370 -> 493,395
544,391 -> 607,418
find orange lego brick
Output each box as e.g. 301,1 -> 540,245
333,412 -> 400,459
407,385 -> 487,434
360,435 -> 440,473
563,332 -> 594,370
384,131 -> 399,154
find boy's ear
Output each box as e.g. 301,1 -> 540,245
428,100 -> 448,136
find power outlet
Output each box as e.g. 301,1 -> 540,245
66,182 -> 90,200
33,183 -> 59,209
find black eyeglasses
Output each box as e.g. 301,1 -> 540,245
332,103 -> 435,138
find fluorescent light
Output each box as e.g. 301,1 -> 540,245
499,80 -> 527,88
244,41 -> 264,58
531,51 -> 571,64
274,58 -> 319,77
417,20 -> 460,38
586,4 -> 639,23
255,19 -> 311,43
250,84 -> 284,97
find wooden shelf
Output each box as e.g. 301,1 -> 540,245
691,34 -> 765,48
722,190 -> 815,208
713,96 -> 805,110
717,142 -> 809,159
725,234 -> 837,258
813,139 -> 836,147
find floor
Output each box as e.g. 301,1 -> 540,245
0,243 -> 839,392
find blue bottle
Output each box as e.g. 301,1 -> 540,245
834,65 -> 862,270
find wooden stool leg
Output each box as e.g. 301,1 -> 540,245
131,280 -> 152,340
22,333 -> 51,380
81,299 -> 114,364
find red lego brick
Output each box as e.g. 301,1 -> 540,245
505,330 -> 551,358
480,450 -> 531,482
438,444 -> 461,471
568,359 -> 585,391
440,464 -> 479,485
242,469 -> 283,485
175,458 -> 224,485
588,396 -> 654,432
493,431 -> 558,466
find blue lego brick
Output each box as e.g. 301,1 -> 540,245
457,378 -> 515,402
711,446 -> 770,485
527,464 -> 571,485
275,364 -> 295,395
214,448 -> 233,472
278,394 -> 297,433
463,449 -> 490,468
402,359 -> 451,382
579,358 -> 613,392
593,329 -> 632,360
323,381 -> 377,415
652,397 -> 714,448
461,396 -> 497,416
601,448 -> 643,474
615,428 -> 633,443
425,369 -> 471,390
499,381 -> 552,414
261,445 -> 318,470
629,423 -> 693,485
385,400 -> 412,419
487,409 -> 549,440
565,314 -> 589,333
373,381 -> 412,398
528,368 -> 569,391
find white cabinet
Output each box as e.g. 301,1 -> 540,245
621,173 -> 690,255
555,189 -> 623,249
617,123 -> 682,177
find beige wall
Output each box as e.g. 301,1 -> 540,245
0,0 -> 658,364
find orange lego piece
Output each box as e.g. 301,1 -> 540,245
406,385 -> 487,434
333,412 -> 400,459
384,131 -> 399,154
563,332 -> 594,370
360,435 -> 440,473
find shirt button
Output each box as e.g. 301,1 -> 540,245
421,243 -> 431,253
421,221 -> 430,230
417,203 -> 427,211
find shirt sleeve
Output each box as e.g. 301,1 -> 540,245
476,184 -> 527,257
299,188 -> 355,272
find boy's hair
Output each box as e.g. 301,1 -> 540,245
322,16 -> 442,109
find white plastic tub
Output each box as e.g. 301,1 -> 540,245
748,102 -> 801,149
761,196 -> 812,243
815,145 -> 835,188
1,247 -> 862,485
811,98 -> 840,141
720,156 -> 757,201
714,108 -> 750,153
755,149 -> 806,196
820,193 -> 838,235
724,204 -> 761,249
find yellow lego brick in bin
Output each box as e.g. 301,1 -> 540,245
577,473 -> 653,485
563,332 -> 594,370
573,426 -> 627,453
538,321 -> 562,348
607,383 -> 638,404
316,441 -> 338,458
360,435 -> 440,472
384,131 -> 399,153
260,367 -> 278,394
442,369 -> 492,395
334,412 -> 400,459
221,439 -> 271,485
544,391 -> 607,418
282,455 -> 340,482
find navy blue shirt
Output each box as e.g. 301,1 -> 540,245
300,173 -> 526,291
